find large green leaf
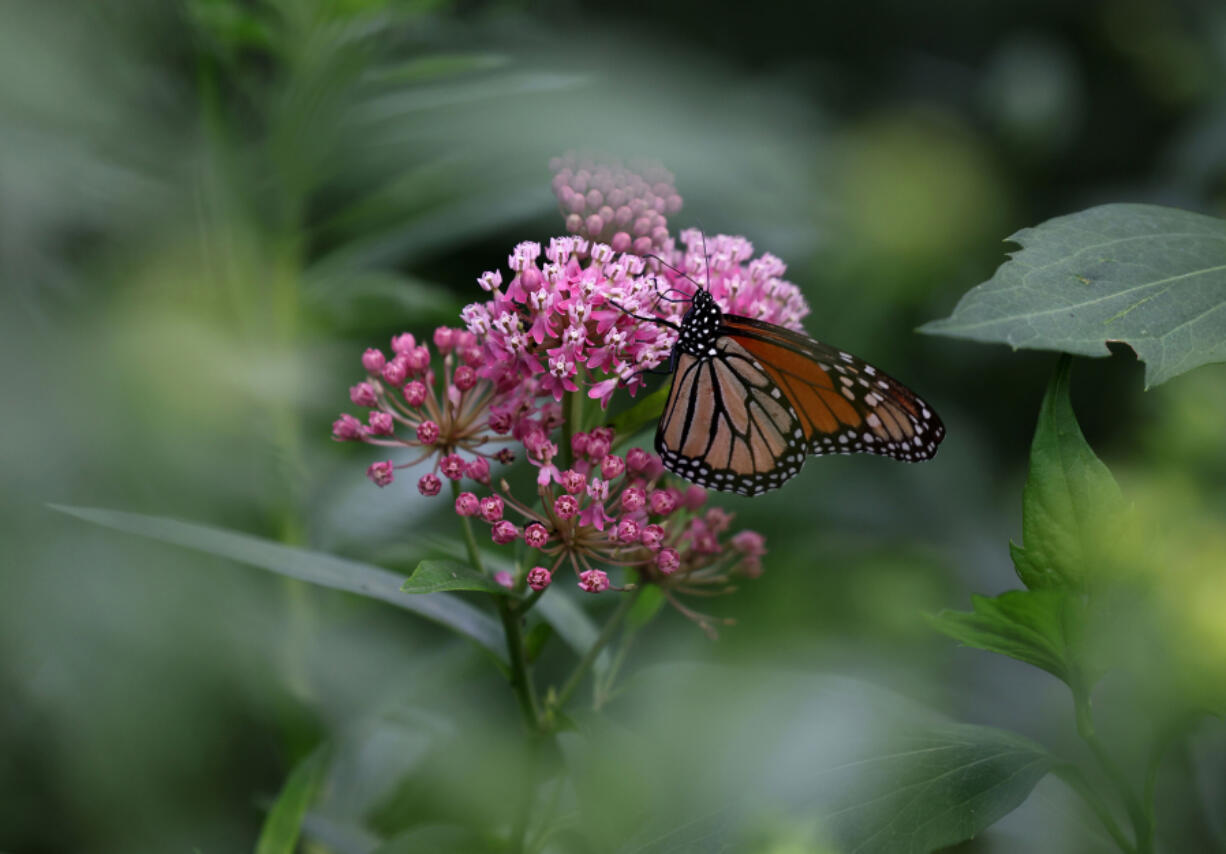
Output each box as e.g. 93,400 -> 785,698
815,723 -> 1054,854
608,382 -> 671,445
928,589 -> 1076,685
400,559 -> 511,596
255,746 -> 330,854
921,203 -> 1226,387
1010,357 -> 1128,591
49,505 -> 506,663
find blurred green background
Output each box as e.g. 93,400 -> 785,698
3,0 -> 1225,851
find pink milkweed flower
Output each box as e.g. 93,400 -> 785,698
491,520 -> 519,545
494,570 -> 514,589
455,492 -> 480,516
417,473 -> 441,496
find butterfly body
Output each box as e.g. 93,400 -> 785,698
655,289 -> 945,495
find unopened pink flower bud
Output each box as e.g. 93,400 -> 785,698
621,487 -> 647,512
455,492 -> 480,516
649,489 -> 678,516
495,448 -> 515,464
366,461 -> 395,487
524,522 -> 550,548
366,411 -> 394,436
494,570 -> 514,589
416,421 -> 440,445
382,357 -> 409,386
656,547 -> 680,574
362,348 -> 386,373
439,454 -> 465,480
402,381 -> 427,407
615,517 -> 640,543
480,495 -> 504,523
600,455 -> 625,479
488,411 -> 513,435
570,432 -> 590,455
590,426 -> 615,444
554,494 -> 579,519
433,326 -> 456,353
705,507 -> 732,533
390,333 -> 416,355
560,469 -> 586,495
578,569 -> 610,593
626,447 -> 652,473
406,345 -> 431,375
731,530 -> 767,557
586,437 -> 610,461
641,524 -> 665,551
453,364 -> 477,391
611,231 -> 632,252
491,520 -> 519,545
350,382 -> 379,408
465,457 -> 491,484
417,473 -> 441,496
682,485 -> 708,511
332,414 -> 364,441
527,566 -> 552,591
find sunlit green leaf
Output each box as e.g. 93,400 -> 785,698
50,505 -> 507,664
401,559 -> 511,596
921,203 -> 1226,387
1010,357 -> 1128,590
255,745 -> 329,854
928,589 -> 1076,684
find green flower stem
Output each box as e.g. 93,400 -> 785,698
561,389 -> 583,471
1052,763 -> 1136,854
451,482 -> 541,732
553,586 -> 642,715
592,623 -> 637,711
1074,689 -> 1152,854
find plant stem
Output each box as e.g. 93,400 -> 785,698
1052,763 -> 1137,854
1074,688 -> 1152,854
451,482 -> 541,732
553,587 -> 642,714
561,389 -> 582,471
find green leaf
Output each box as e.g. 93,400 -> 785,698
816,723 -> 1054,854
608,382 -> 671,445
627,585 -> 666,630
1011,357 -> 1128,590
50,505 -> 507,664
536,592 -> 611,676
928,589 -> 1076,684
255,746 -> 329,854
400,559 -> 511,596
920,203 -> 1226,387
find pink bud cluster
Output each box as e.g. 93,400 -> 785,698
332,328 -> 506,492
448,426 -> 765,629
549,152 -> 682,256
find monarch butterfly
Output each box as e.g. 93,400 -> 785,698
648,286 -> 945,495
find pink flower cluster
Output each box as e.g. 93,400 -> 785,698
549,152 -> 682,256
332,328 -> 507,493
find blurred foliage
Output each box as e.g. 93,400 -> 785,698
4,0 -> 1226,852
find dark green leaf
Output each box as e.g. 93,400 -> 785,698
928,589 -> 1076,684
523,621 -> 554,663
609,383 -> 671,445
49,505 -> 507,664
921,203 -> 1226,387
400,559 -> 511,596
255,746 -> 330,854
1011,357 -> 1128,590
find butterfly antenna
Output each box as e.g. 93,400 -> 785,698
606,297 -> 681,331
699,224 -> 711,293
643,251 -> 702,296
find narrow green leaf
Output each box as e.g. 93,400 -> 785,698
921,203 -> 1226,387
401,559 -> 511,596
50,505 -> 507,664
255,746 -> 329,854
608,383 -> 671,445
1013,357 -> 1128,590
928,589 -> 1076,684
627,585 -> 666,630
